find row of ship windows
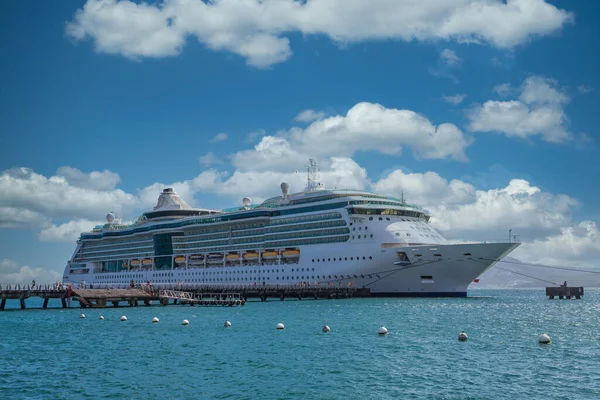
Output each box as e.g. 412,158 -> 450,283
313,256 -> 372,262
80,244 -> 154,256
394,232 -> 444,240
175,235 -> 349,252
98,275 -> 360,284
178,212 -> 343,240
175,225 -> 349,247
270,212 -> 342,226
82,238 -> 153,250
352,234 -> 374,239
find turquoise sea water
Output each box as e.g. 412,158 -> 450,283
1,289 -> 599,399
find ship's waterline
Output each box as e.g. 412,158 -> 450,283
63,160 -> 519,296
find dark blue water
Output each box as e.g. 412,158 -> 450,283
1,289 -> 599,399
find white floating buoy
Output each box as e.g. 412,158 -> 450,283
276,322 -> 285,330
378,326 -> 388,335
539,333 -> 551,344
99,316 -> 104,320
152,317 -> 159,323
458,331 -> 468,341
120,316 -> 127,322
80,314 -> 86,319
182,319 -> 190,326
224,320 -> 232,328
322,325 -> 331,333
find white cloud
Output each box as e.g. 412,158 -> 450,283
493,83 -> 516,97
66,0 -> 573,68
294,109 -> 326,123
0,167 -> 138,228
0,259 -> 61,285
39,219 -> 104,242
440,49 -> 461,66
442,94 -> 467,105
513,221 -> 600,268
372,169 -> 577,241
469,75 -> 571,142
0,207 -> 50,229
210,132 -> 229,142
577,84 -> 594,94
288,102 -> 473,161
56,166 -> 121,190
198,152 -> 223,166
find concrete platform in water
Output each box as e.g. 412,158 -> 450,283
546,286 -> 584,299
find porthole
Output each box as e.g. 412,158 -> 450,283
396,233 -> 400,236
369,217 -> 373,221
379,217 -> 383,221
370,234 -> 373,238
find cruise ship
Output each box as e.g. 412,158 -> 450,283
63,160 -> 519,296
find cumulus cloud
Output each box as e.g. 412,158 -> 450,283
513,221 -> 600,268
0,208 -> 50,229
294,109 -> 326,123
198,152 -> 223,166
210,132 -> 228,142
0,167 -> 138,223
38,219 -> 104,242
372,168 -> 577,241
468,75 -> 571,142
442,94 -> 467,105
66,0 -> 573,67
288,102 -> 472,161
56,166 -> 121,190
0,167 -> 138,238
0,259 -> 62,285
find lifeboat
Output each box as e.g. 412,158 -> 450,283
142,258 -> 153,266
207,253 -> 224,264
243,252 -> 259,261
130,259 -> 140,267
188,254 -> 204,265
282,249 -> 300,258
261,250 -> 279,260
226,253 -> 240,261
174,256 -> 187,264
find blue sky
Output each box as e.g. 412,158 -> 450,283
1,0 -> 599,282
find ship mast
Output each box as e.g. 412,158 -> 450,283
305,158 -> 323,192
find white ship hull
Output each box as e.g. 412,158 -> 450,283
64,242 -> 518,297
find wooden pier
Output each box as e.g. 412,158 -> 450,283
0,284 -> 70,310
0,284 -> 369,310
546,286 -> 584,299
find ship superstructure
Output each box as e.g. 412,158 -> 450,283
64,160 -> 519,296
